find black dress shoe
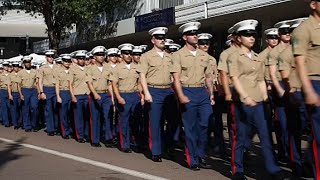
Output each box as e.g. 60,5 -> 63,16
122,148 -> 132,153
32,129 -> 38,132
62,135 -> 70,139
77,139 -> 85,143
104,140 -> 116,148
151,155 -> 162,162
4,125 -> 10,127
91,143 -> 102,147
14,126 -> 19,130
271,171 -> 289,180
25,129 -> 32,132
231,172 -> 247,180
189,164 -> 200,171
199,158 -> 212,169
47,132 -> 55,136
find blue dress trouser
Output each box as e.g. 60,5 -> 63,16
43,86 -> 58,133
21,88 -> 38,130
147,87 -> 174,156
9,92 -> 21,127
231,102 -> 281,174
73,95 -> 89,140
118,92 -> 140,150
181,87 -> 213,167
88,93 -> 112,144
308,80 -> 320,179
0,89 -> 10,126
58,90 -> 71,137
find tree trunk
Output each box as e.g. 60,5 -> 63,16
47,28 -> 60,50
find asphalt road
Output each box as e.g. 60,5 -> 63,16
0,124 -> 312,180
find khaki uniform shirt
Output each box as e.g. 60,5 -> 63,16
56,68 -> 72,90
208,55 -> 218,84
86,64 -> 112,93
217,46 -> 238,88
9,72 -> 19,92
258,47 -> 272,81
37,64 -> 59,87
0,73 -> 10,90
109,63 -> 139,92
278,46 -> 302,90
227,49 -> 264,103
292,15 -> 320,80
267,44 -> 286,80
69,65 -> 90,95
16,69 -> 38,88
171,46 -> 213,85
137,48 -> 172,86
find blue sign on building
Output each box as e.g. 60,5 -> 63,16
135,7 -> 175,32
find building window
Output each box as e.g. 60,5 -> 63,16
159,0 -> 183,10
0,38 -> 7,43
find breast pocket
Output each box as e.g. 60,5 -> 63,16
119,74 -> 128,80
181,60 -> 192,70
149,60 -> 162,67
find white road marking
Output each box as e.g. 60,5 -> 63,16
0,137 -> 169,180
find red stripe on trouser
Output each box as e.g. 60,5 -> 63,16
185,146 -> 191,167
88,96 -> 93,142
309,110 -> 320,180
59,109 -> 65,137
119,114 -> 124,149
148,111 -> 152,151
230,102 -> 237,174
73,106 -> 79,140
289,134 -> 294,162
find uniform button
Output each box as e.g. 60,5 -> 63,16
252,67 -> 255,70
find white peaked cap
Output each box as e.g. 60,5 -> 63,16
290,17 -> 308,29
178,21 -> 201,33
148,27 -> 168,36
227,26 -> 235,34
22,56 -> 33,61
44,49 -> 56,55
165,39 -> 174,46
91,46 -> 107,55
140,45 -> 148,51
75,50 -> 88,57
169,43 -> 181,50
118,43 -> 134,51
274,20 -> 292,29
60,54 -> 72,60
55,57 -> 62,62
233,19 -> 258,33
107,48 -> 120,56
133,46 -> 143,53
198,33 -> 213,40
264,28 -> 279,36
225,40 -> 232,47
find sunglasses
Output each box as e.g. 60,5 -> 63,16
108,54 -> 119,57
266,35 -> 279,40
240,32 -> 257,37
198,40 -> 210,45
46,55 -> 54,58
279,28 -> 293,34
132,53 -> 141,56
77,57 -> 86,60
63,60 -> 72,63
184,31 -> 199,36
154,35 -> 166,40
121,51 -> 132,55
94,53 -> 105,56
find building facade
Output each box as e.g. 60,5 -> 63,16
33,0 -> 309,57
0,8 -> 47,59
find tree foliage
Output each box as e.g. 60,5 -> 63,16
0,0 -> 130,50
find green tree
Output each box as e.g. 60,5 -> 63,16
0,0 -> 130,50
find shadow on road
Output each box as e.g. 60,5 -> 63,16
0,137 -> 28,171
